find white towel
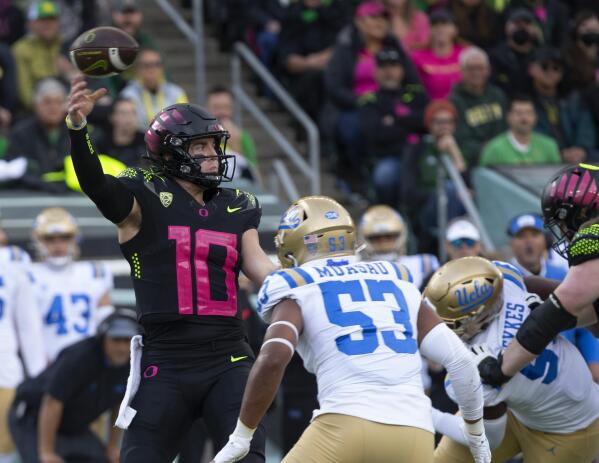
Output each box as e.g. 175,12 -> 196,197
115,335 -> 144,429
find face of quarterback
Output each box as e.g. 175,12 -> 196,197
188,138 -> 219,174
511,228 -> 546,273
104,336 -> 131,366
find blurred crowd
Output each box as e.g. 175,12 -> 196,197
209,0 -> 599,253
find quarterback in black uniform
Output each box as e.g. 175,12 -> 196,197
66,75 -> 276,462
477,163 -> 599,386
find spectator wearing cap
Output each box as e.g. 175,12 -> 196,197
401,99 -> 467,250
111,0 -> 157,51
449,46 -> 507,167
278,0 -> 350,121
359,46 -> 428,205
110,0 -> 158,92
489,8 -> 542,97
448,0 -> 501,49
409,9 -> 468,100
324,0 -> 420,190
446,217 -> 481,260
120,48 -> 188,130
383,0 -> 430,51
528,46 -> 597,163
11,0 -> 71,110
509,0 -> 570,48
8,310 -> 138,463
480,94 -> 561,166
4,78 -> 70,192
507,212 -> 566,279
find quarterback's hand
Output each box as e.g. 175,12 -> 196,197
67,74 -> 107,125
471,345 -> 512,387
464,423 -> 492,463
211,436 -> 251,463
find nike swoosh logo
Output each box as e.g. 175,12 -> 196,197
230,355 -> 248,363
82,59 -> 108,73
227,206 -> 242,213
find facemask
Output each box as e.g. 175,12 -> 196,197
46,255 -> 73,268
511,29 -> 532,45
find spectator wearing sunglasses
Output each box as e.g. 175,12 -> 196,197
445,218 -> 481,261
562,10 -> 599,94
528,47 -> 597,163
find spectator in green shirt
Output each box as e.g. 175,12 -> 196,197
11,0 -> 73,110
480,95 -> 561,166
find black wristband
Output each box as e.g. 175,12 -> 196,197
478,353 -> 511,387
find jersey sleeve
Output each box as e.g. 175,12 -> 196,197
568,224 -> 599,267
444,375 -> 503,407
256,269 -> 306,323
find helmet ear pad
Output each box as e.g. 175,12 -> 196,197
144,104 -> 235,188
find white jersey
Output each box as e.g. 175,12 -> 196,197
0,267 -> 46,387
399,254 -> 439,289
257,256 -> 434,433
30,260 -> 113,361
446,261 -> 599,434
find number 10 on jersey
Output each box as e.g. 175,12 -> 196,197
321,279 -> 417,356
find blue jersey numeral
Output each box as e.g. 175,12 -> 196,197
320,279 -> 416,356
45,294 -> 92,336
521,349 -> 558,384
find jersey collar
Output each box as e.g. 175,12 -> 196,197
301,255 -> 358,268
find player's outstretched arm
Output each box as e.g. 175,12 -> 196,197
212,298 -> 303,463
241,229 -> 277,286
417,302 -> 491,463
66,75 -> 139,228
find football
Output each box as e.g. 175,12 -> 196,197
69,26 -> 139,78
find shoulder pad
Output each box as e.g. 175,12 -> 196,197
118,167 -> 167,184
89,261 -> 107,279
492,260 -> 525,291
568,224 -> 599,266
226,188 -> 260,212
257,269 -> 309,323
390,261 -> 414,283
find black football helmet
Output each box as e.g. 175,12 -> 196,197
144,104 -> 235,188
541,163 -> 599,257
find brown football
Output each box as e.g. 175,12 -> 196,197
69,26 -> 139,78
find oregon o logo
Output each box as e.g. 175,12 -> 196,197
84,32 -> 96,43
199,208 -> 209,217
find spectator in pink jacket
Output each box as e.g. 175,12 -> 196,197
384,0 -> 430,51
410,9 -> 467,99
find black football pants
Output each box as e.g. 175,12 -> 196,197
120,340 -> 265,463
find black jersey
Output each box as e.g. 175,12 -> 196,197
116,167 -> 261,346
